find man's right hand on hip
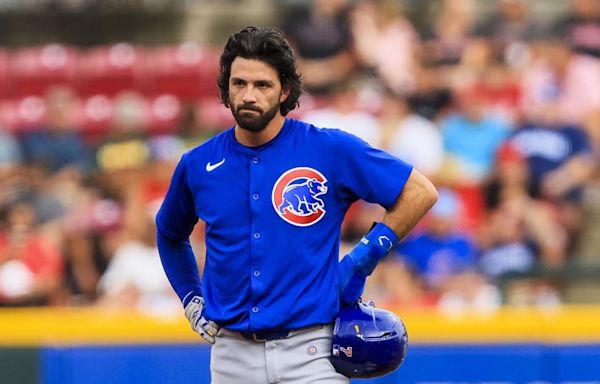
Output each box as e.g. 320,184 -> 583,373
184,295 -> 220,344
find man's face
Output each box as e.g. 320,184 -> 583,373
228,57 -> 288,132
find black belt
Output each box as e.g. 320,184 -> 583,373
235,323 -> 329,342
238,329 -> 291,342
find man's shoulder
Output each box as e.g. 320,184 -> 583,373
183,128 -> 232,159
292,117 -> 361,142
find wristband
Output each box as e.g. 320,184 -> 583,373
182,289 -> 203,307
348,222 -> 399,276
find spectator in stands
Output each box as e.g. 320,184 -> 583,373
394,188 -> 476,290
351,0 -> 420,94
554,0 -> 600,58
421,0 -> 476,67
477,143 -> 568,309
95,91 -> 151,174
483,142 -> 534,211
474,0 -> 539,63
439,88 -> 511,184
0,126 -> 22,172
450,37 -> 495,88
437,87 -> 511,230
96,204 -> 179,315
0,200 -> 63,305
93,90 -> 152,227
20,87 -> 93,175
378,87 -> 443,177
465,58 -> 522,125
509,82 -> 596,250
476,191 -> 566,306
408,65 -> 453,121
0,163 -> 66,227
480,142 -> 567,267
61,180 -> 122,304
393,188 -> 500,312
283,0 -> 357,95
301,79 -> 381,146
521,30 -> 600,125
519,79 -> 596,194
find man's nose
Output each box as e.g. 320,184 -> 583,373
242,86 -> 257,103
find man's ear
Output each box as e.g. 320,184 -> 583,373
280,85 -> 290,103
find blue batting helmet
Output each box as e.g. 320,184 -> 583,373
331,301 -> 408,378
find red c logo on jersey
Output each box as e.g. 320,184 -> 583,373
272,167 -> 328,227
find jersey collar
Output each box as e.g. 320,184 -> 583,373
227,118 -> 293,155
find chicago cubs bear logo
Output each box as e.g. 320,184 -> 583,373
272,167 -> 328,226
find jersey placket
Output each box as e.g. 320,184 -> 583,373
248,152 -> 267,325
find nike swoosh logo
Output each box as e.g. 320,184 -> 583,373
206,158 -> 225,172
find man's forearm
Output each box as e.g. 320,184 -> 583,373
156,230 -> 202,306
382,168 -> 439,240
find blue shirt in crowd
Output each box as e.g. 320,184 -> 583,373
395,232 -> 476,287
510,123 -> 593,183
441,113 -> 509,180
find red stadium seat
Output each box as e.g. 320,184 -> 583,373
77,94 -> 115,141
0,99 -> 17,132
78,43 -> 148,96
146,93 -> 183,134
10,44 -> 79,97
196,97 -> 233,131
0,49 -> 10,99
146,42 -> 220,101
11,95 -> 48,132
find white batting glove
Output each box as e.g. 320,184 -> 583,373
184,295 -> 220,344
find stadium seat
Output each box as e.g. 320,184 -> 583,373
9,44 -> 79,97
0,49 -> 10,99
0,99 -> 17,131
146,42 -> 220,101
78,42 -> 148,96
77,94 -> 115,141
145,93 -> 183,134
195,97 -> 233,131
11,95 -> 48,132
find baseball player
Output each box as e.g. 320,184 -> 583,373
156,26 -> 438,383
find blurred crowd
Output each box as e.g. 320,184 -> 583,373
1,0 -> 600,313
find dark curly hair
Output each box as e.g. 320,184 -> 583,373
217,26 -> 303,116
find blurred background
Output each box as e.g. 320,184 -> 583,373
1,0 -> 600,383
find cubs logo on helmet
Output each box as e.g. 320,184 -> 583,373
272,167 -> 328,227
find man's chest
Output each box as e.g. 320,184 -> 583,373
188,150 -> 337,228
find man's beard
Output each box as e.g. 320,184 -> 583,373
232,101 -> 280,133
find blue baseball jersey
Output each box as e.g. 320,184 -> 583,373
156,118 -> 413,332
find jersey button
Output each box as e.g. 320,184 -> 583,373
252,157 -> 259,164
253,270 -> 260,277
252,193 -> 259,200
253,232 -> 261,239
252,306 -> 259,313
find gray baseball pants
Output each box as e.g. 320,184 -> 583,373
210,324 -> 350,384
